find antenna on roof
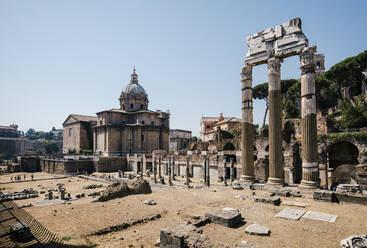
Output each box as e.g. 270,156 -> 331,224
133,66 -> 136,74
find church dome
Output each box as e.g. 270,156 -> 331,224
119,68 -> 149,111
122,81 -> 147,96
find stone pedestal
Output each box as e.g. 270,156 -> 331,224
240,65 -> 255,183
299,47 -> 319,188
267,58 -> 284,186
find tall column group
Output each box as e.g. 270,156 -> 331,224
300,47 -> 319,188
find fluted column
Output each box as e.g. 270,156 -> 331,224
240,65 -> 255,183
300,47 -> 319,188
267,57 -> 284,185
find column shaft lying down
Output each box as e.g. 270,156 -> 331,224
300,47 -> 319,188
240,65 -> 255,183
267,58 -> 284,185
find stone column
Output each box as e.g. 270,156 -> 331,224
206,157 -> 210,187
202,155 -> 207,184
240,65 -> 255,183
168,157 -> 172,186
172,156 -> 176,180
267,57 -> 284,185
186,155 -> 190,187
230,158 -> 234,184
153,156 -> 157,183
300,47 -> 319,188
158,157 -> 162,179
223,158 -> 227,186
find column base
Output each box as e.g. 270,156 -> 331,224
299,179 -> 319,189
240,175 -> 254,183
266,177 -> 284,186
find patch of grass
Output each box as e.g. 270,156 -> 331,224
128,244 -> 134,248
61,236 -> 71,241
85,238 -> 99,247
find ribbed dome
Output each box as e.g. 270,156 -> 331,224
119,68 -> 149,111
122,82 -> 147,96
121,69 -> 147,97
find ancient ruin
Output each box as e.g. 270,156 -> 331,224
241,18 -> 318,187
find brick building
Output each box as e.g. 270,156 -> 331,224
62,114 -> 97,154
62,69 -> 170,157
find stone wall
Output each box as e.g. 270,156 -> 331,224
63,123 -> 81,154
93,156 -> 127,172
40,159 -> 94,174
19,156 -> 41,172
95,125 -> 169,156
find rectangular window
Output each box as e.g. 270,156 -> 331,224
129,133 -> 132,142
141,134 -> 144,142
69,128 -> 72,137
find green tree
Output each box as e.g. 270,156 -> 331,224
44,142 -> 59,154
254,79 -> 299,126
325,50 -> 367,98
253,82 -> 269,128
283,99 -> 299,119
192,136 -> 198,142
315,75 -> 339,113
338,95 -> 367,128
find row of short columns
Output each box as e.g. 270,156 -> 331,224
241,47 -> 319,188
151,155 -> 238,187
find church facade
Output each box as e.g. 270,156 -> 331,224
63,69 -> 170,156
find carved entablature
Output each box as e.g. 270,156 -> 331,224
241,65 -> 253,80
245,18 -> 309,66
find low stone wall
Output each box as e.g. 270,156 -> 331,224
40,159 -> 94,174
94,156 -> 127,173
20,156 -> 41,172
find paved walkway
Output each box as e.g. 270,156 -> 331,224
0,175 -> 72,184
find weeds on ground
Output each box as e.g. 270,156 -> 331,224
85,238 -> 99,247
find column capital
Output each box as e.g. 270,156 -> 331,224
300,46 -> 317,74
267,57 -> 281,73
241,65 -> 253,80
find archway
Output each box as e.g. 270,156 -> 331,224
328,141 -> 359,186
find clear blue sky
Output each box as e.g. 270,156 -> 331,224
0,0 -> 366,136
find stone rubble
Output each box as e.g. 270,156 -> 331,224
254,197 -> 281,206
275,208 -> 306,220
245,224 -> 270,236
340,234 -> 367,248
205,208 -> 242,228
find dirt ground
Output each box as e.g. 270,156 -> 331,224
1,172 -> 367,248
